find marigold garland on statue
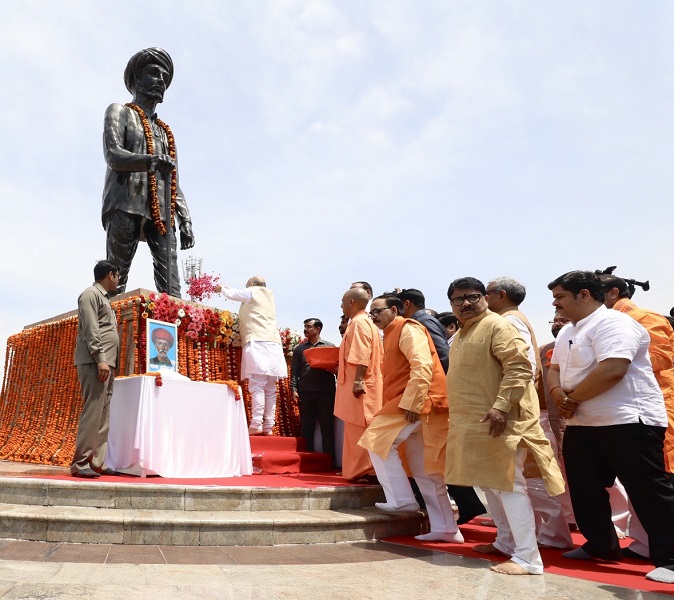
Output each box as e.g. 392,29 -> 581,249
125,103 -> 177,236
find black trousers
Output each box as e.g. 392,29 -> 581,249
563,423 -> 674,567
447,485 -> 487,524
299,390 -> 336,463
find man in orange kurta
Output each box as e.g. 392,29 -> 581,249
334,287 -> 383,481
359,294 -> 462,543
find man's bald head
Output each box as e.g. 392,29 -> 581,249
246,276 -> 266,288
341,287 -> 370,318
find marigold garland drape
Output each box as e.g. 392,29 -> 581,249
0,294 -> 300,466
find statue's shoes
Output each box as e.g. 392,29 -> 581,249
415,531 -> 464,543
374,501 -> 420,513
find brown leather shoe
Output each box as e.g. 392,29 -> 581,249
71,468 -> 100,479
473,543 -> 509,557
95,467 -> 119,476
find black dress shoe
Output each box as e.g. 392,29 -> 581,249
71,468 -> 100,478
457,510 -> 487,525
622,547 -> 650,561
95,467 -> 119,476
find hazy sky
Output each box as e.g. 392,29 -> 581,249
2,1 -> 674,377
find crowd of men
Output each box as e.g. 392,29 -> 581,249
291,273 -> 674,583
72,262 -> 674,584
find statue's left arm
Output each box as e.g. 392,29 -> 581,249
175,183 -> 195,250
173,148 -> 194,249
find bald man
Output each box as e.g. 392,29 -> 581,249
217,277 -> 287,435
335,288 -> 383,481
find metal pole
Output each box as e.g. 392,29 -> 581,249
165,171 -> 173,295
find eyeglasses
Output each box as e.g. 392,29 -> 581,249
369,308 -> 390,318
449,293 -> 483,307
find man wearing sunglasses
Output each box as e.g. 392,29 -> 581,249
445,277 -> 564,575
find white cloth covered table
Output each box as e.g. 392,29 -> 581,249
106,375 -> 253,478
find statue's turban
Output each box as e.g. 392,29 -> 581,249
124,47 -> 174,94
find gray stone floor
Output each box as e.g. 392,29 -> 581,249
0,461 -> 672,599
0,539 -> 671,599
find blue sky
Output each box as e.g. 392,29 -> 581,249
2,1 -> 674,375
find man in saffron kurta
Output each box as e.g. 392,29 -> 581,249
335,288 -> 383,481
446,277 -> 564,576
359,294 -> 462,543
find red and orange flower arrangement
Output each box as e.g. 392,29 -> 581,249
0,293 -> 302,466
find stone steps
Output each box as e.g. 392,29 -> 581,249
0,503 -> 424,546
0,477 -> 426,546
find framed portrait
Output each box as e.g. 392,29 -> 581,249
146,319 -> 178,373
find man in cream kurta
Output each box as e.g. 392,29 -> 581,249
335,287 -> 383,481
359,294 -> 462,543
446,277 -> 564,576
218,277 -> 287,435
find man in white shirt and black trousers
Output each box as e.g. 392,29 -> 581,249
547,270 -> 674,584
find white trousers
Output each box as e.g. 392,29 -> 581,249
483,448 -> 544,574
541,411 -> 575,525
527,411 -> 573,548
608,478 -> 630,535
369,420 -> 458,534
626,498 -> 650,557
248,374 -> 277,431
527,477 -> 573,548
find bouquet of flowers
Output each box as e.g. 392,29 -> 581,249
279,328 -> 304,359
186,273 -> 221,303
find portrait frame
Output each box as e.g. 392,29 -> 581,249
146,318 -> 179,373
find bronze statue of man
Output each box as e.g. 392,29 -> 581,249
102,47 -> 195,297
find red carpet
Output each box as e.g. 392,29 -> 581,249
384,521 -> 674,596
250,436 -> 334,474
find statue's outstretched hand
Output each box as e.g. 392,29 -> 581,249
180,222 -> 195,249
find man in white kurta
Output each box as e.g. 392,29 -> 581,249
486,276 -> 573,551
218,276 -> 287,435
